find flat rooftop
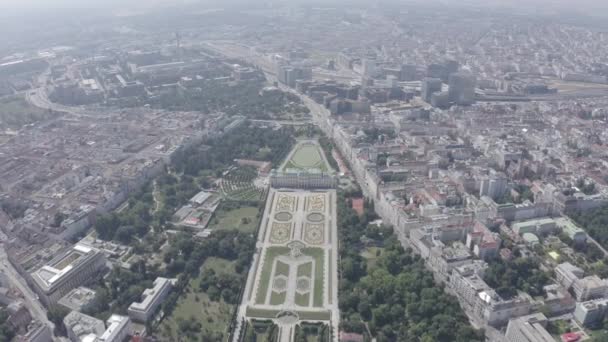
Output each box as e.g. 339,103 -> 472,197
128,277 -> 171,312
31,244 -> 97,290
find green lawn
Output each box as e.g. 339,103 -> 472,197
208,206 -> 259,233
297,261 -> 313,307
246,307 -> 281,319
297,262 -> 313,277
255,247 -> 290,304
302,248 -> 325,307
283,144 -> 329,172
159,258 -> 235,340
269,291 -> 286,305
256,247 -> 324,306
275,261 -> 290,276
295,292 -> 310,307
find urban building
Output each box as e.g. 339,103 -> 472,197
270,170 -> 338,189
555,262 -> 608,301
574,298 -> 608,327
98,315 -> 132,342
448,72 -> 476,105
58,287 -> 97,313
430,91 -> 451,109
505,313 -> 554,342
13,323 -> 53,342
30,245 -> 106,307
479,172 -> 508,200
64,311 -> 131,342
421,78 -> 442,103
127,277 -> 173,323
64,311 -> 105,342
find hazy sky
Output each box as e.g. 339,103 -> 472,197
1,0 -> 607,13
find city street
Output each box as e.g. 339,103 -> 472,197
0,245 -> 56,339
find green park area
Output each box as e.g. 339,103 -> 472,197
283,144 -> 329,172
158,258 -> 235,340
219,167 -> 266,201
207,205 -> 260,234
295,262 -> 313,307
303,248 -> 325,307
254,246 -> 325,307
360,246 -> 385,269
255,247 -> 290,304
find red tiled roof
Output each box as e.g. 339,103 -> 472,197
352,198 -> 364,216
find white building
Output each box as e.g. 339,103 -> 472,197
127,277 -> 173,322
574,298 -> 608,327
31,245 -> 106,307
64,311 -> 131,342
99,315 -> 131,342
555,262 -> 608,301
64,311 -> 105,342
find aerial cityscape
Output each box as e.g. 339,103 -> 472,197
3,0 -> 608,341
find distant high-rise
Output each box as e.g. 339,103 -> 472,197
277,65 -> 312,88
400,64 -> 418,81
426,63 -> 444,79
362,58 -> 378,77
421,77 -> 442,103
445,60 -> 459,75
431,91 -> 450,109
448,72 -> 476,105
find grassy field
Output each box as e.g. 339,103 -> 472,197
283,144 -> 328,172
297,262 -> 312,278
0,95 -> 55,129
159,258 -> 235,340
269,291 -> 286,305
246,307 -> 281,319
275,260 -> 290,276
303,248 -> 325,307
255,247 -> 290,304
207,206 -> 259,234
295,292 -> 310,307
255,247 -> 325,307
297,261 -> 313,307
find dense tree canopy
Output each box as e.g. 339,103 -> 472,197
570,205 -> 608,249
337,193 -> 483,342
0,309 -> 15,342
171,123 -> 295,176
483,257 -> 550,298
151,80 -> 309,119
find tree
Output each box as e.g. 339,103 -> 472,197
115,225 -> 136,244
48,306 -> 70,336
0,309 -> 15,342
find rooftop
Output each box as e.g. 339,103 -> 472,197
31,244 -> 100,291
128,277 -> 171,313
58,287 -> 97,311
